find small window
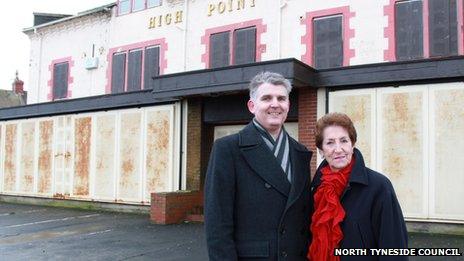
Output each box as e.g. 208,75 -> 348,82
144,46 -> 160,90
233,27 -> 256,65
395,0 -> 424,60
111,53 -> 126,93
313,15 -> 343,69
429,0 -> 458,57
127,49 -> 143,92
210,31 -> 230,68
147,0 -> 161,8
132,0 -> 145,11
53,62 -> 69,100
119,0 -> 131,15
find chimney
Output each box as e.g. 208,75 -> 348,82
12,70 -> 24,94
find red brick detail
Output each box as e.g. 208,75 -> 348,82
187,99 -> 202,190
47,57 -> 74,101
105,38 -> 168,94
298,88 -> 318,176
383,0 -> 433,61
301,6 -> 355,67
150,191 -> 203,224
201,19 -> 267,68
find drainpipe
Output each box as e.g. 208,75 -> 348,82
277,0 -> 288,58
180,0 -> 189,71
34,28 -> 44,103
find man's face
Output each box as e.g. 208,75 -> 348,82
247,83 -> 290,135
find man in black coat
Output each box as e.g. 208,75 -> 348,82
205,71 -> 313,260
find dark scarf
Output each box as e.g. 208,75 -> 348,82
252,118 -> 292,182
308,156 -> 355,261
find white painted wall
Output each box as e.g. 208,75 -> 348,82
25,0 -> 395,103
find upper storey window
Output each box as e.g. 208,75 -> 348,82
428,0 -> 458,57
118,0 -> 162,15
53,62 -> 69,100
210,27 -> 256,68
385,0 -> 461,61
301,6 -> 355,69
201,19 -> 266,69
313,15 -> 343,69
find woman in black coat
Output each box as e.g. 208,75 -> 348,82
308,112 -> 408,261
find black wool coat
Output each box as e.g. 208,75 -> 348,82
205,122 -> 313,261
310,148 -> 409,261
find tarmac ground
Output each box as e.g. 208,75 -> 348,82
0,202 -> 463,260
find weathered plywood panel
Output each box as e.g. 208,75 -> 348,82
433,88 -> 464,217
381,91 -> 424,215
332,93 -> 373,167
0,124 -> 2,191
94,115 -> 116,199
38,120 -> 53,194
119,112 -> 142,201
145,110 -> 171,198
4,124 -> 17,192
19,122 -> 36,193
73,117 -> 92,196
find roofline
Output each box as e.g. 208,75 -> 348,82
23,2 -> 116,34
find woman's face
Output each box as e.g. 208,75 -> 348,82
320,125 -> 354,172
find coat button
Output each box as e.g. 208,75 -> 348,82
264,183 -> 271,189
281,251 -> 288,257
280,227 -> 286,234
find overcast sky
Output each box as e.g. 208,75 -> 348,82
1,0 -> 114,90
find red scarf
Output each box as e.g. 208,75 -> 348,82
308,157 -> 354,261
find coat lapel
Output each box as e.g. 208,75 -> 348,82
285,139 -> 312,210
239,123 -> 291,197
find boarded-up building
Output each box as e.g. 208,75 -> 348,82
1,0 -> 463,226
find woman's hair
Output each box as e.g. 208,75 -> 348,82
315,112 -> 357,150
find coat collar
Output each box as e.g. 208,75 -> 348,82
239,122 -> 312,203
285,138 -> 312,210
312,148 -> 369,188
239,123 -> 291,197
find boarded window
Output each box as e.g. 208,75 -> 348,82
210,31 -> 230,68
313,15 -> 343,69
111,53 -> 126,94
127,49 -> 143,92
144,46 -> 160,90
53,62 -> 69,100
429,0 -> 458,57
233,27 -> 256,65
395,0 -> 424,60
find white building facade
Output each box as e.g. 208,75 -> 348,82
2,0 -> 462,224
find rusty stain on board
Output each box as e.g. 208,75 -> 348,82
145,111 -> 171,199
381,92 -> 423,214
94,115 -> 115,198
19,122 -> 35,193
119,112 -> 141,200
38,121 -> 53,194
433,89 -> 464,216
333,94 -> 371,166
4,124 -> 17,192
73,117 -> 91,196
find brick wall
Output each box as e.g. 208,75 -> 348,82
150,191 -> 203,224
186,98 -> 202,190
298,88 -> 318,176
